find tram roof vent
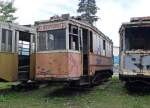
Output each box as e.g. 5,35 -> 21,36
49,14 -> 70,21
61,14 -> 70,19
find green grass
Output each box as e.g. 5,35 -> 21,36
0,77 -> 150,108
0,82 -> 13,89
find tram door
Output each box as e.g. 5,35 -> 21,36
82,29 -> 89,76
18,31 -> 31,80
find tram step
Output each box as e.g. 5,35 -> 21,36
18,71 -> 29,73
80,75 -> 90,85
18,71 -> 29,81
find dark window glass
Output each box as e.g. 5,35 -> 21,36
38,32 -> 47,51
103,40 -> 106,50
8,30 -> 12,52
90,31 -> 93,52
1,29 -> 12,52
2,29 -> 6,51
38,29 -> 66,51
48,29 -> 66,50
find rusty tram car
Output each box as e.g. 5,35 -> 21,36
0,22 -> 36,82
35,15 -> 113,85
119,17 -> 150,85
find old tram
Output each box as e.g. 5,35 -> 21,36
0,22 -> 36,82
35,15 -> 113,85
119,17 -> 150,86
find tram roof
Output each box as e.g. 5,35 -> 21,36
119,17 -> 150,34
0,21 -> 36,34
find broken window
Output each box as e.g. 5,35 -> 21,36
69,24 -> 79,51
37,29 -> 66,51
125,27 -> 150,50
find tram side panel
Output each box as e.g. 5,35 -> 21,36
0,23 -> 36,82
89,32 -> 113,77
35,52 -> 82,81
30,53 -> 36,80
0,53 -> 18,81
89,54 -> 113,76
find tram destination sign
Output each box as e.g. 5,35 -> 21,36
37,22 -> 66,31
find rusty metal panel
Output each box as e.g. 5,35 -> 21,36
68,53 -> 82,77
124,54 -> 141,72
35,52 -> 68,78
89,54 -> 113,75
35,52 -> 82,80
122,52 -> 150,75
37,22 -> 67,31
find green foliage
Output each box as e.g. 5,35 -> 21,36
77,0 -> 99,24
0,0 -> 17,22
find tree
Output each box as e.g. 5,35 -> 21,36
0,0 -> 17,22
77,0 -> 99,24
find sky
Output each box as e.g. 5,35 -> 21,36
4,0 -> 150,46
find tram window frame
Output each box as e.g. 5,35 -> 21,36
69,24 -> 80,51
37,29 -> 66,51
37,32 -> 47,51
1,29 -> 13,52
8,30 -> 13,52
31,34 -> 36,53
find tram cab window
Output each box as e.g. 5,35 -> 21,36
125,27 -> 150,50
37,29 -> 66,51
1,29 -> 13,52
69,24 -> 79,51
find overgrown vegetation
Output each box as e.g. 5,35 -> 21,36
0,78 -> 150,108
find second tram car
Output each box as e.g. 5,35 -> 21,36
0,22 -> 36,82
119,17 -> 150,84
35,15 -> 113,85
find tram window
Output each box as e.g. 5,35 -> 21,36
47,34 -> 54,50
14,31 -> 18,52
69,35 -> 79,50
8,30 -> 12,52
48,29 -> 66,50
69,24 -> 79,51
103,40 -> 106,50
38,29 -> 66,51
90,31 -> 93,52
38,32 -> 47,51
1,29 -> 13,52
69,24 -> 78,34
2,29 -> 6,51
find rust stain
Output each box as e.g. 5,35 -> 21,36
35,52 -> 82,79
